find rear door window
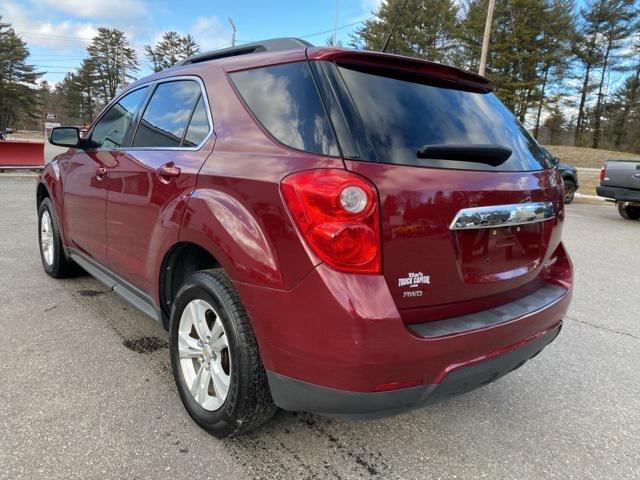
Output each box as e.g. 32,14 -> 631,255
337,65 -> 551,171
182,96 -> 210,147
91,87 -> 148,148
133,80 -> 205,148
230,62 -> 339,156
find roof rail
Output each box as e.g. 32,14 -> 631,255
177,38 -> 313,66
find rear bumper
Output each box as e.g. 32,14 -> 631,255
267,325 -> 561,418
234,243 -> 572,412
597,186 -> 640,202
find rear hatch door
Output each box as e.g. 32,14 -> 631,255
327,60 -> 564,319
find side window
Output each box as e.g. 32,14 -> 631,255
182,96 -> 209,147
230,62 -> 339,156
133,80 -> 203,148
91,87 -> 148,148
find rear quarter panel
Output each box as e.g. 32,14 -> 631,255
179,65 -> 345,289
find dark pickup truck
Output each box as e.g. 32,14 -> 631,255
597,159 -> 640,220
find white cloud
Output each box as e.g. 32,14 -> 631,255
189,16 -> 232,51
36,0 -> 147,19
0,0 -> 98,49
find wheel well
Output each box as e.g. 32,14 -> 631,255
159,242 -> 220,329
36,183 -> 49,208
562,174 -> 576,185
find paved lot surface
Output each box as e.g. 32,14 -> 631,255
1,175 -> 639,480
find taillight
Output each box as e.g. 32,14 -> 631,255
281,169 -> 381,274
600,166 -> 605,182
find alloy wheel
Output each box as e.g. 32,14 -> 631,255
178,299 -> 231,411
40,210 -> 54,266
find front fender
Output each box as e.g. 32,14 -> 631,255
37,160 -> 67,244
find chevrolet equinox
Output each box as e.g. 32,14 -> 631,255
38,38 -> 573,437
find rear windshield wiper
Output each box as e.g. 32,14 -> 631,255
416,144 -> 513,166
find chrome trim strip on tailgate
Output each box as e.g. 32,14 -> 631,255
449,201 -> 555,230
408,283 -> 567,338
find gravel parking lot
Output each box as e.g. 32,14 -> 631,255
1,174 -> 639,480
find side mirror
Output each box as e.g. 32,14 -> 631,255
550,155 -> 560,167
49,127 -> 81,148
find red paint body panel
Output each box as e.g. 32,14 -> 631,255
235,243 -> 571,392
307,47 -> 493,92
346,160 -> 565,319
0,140 -> 44,167
59,149 -> 115,264
104,143 -> 215,298
179,65 -> 343,289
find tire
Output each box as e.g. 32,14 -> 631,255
563,179 -> 576,204
38,197 -> 80,278
618,202 -> 640,220
169,269 -> 276,437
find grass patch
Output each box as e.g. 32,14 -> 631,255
578,171 -> 601,197
545,145 -> 640,169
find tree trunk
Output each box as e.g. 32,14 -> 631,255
575,0 -> 605,144
592,31 -> 613,149
534,65 -> 550,139
575,63 -> 592,143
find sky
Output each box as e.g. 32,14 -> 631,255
0,0 -> 382,84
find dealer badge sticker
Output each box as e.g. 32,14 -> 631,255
398,272 -> 430,298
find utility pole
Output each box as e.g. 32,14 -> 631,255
228,17 -> 237,47
479,0 -> 496,76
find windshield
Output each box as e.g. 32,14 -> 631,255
337,65 -> 551,171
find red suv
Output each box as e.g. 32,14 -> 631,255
39,38 -> 572,437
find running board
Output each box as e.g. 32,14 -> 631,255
67,248 -> 162,324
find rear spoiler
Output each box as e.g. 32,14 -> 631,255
307,47 -> 494,93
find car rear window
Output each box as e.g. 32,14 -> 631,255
230,62 -> 339,156
337,65 -> 551,171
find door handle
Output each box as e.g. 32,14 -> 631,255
96,166 -> 107,179
156,163 -> 181,179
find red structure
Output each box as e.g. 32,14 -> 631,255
0,140 -> 44,167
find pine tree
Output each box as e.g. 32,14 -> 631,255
590,0 -> 637,148
542,105 -> 567,144
145,31 -> 200,72
0,16 -> 42,131
58,59 -> 99,125
352,0 -> 460,63
459,0 -> 576,123
86,27 -> 138,103
612,40 -> 640,150
573,0 -> 608,143
532,0 -> 577,139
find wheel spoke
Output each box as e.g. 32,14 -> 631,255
211,333 -> 227,353
190,301 -> 210,340
190,363 -> 212,404
178,332 -> 203,359
211,360 -> 230,399
210,317 -> 223,342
